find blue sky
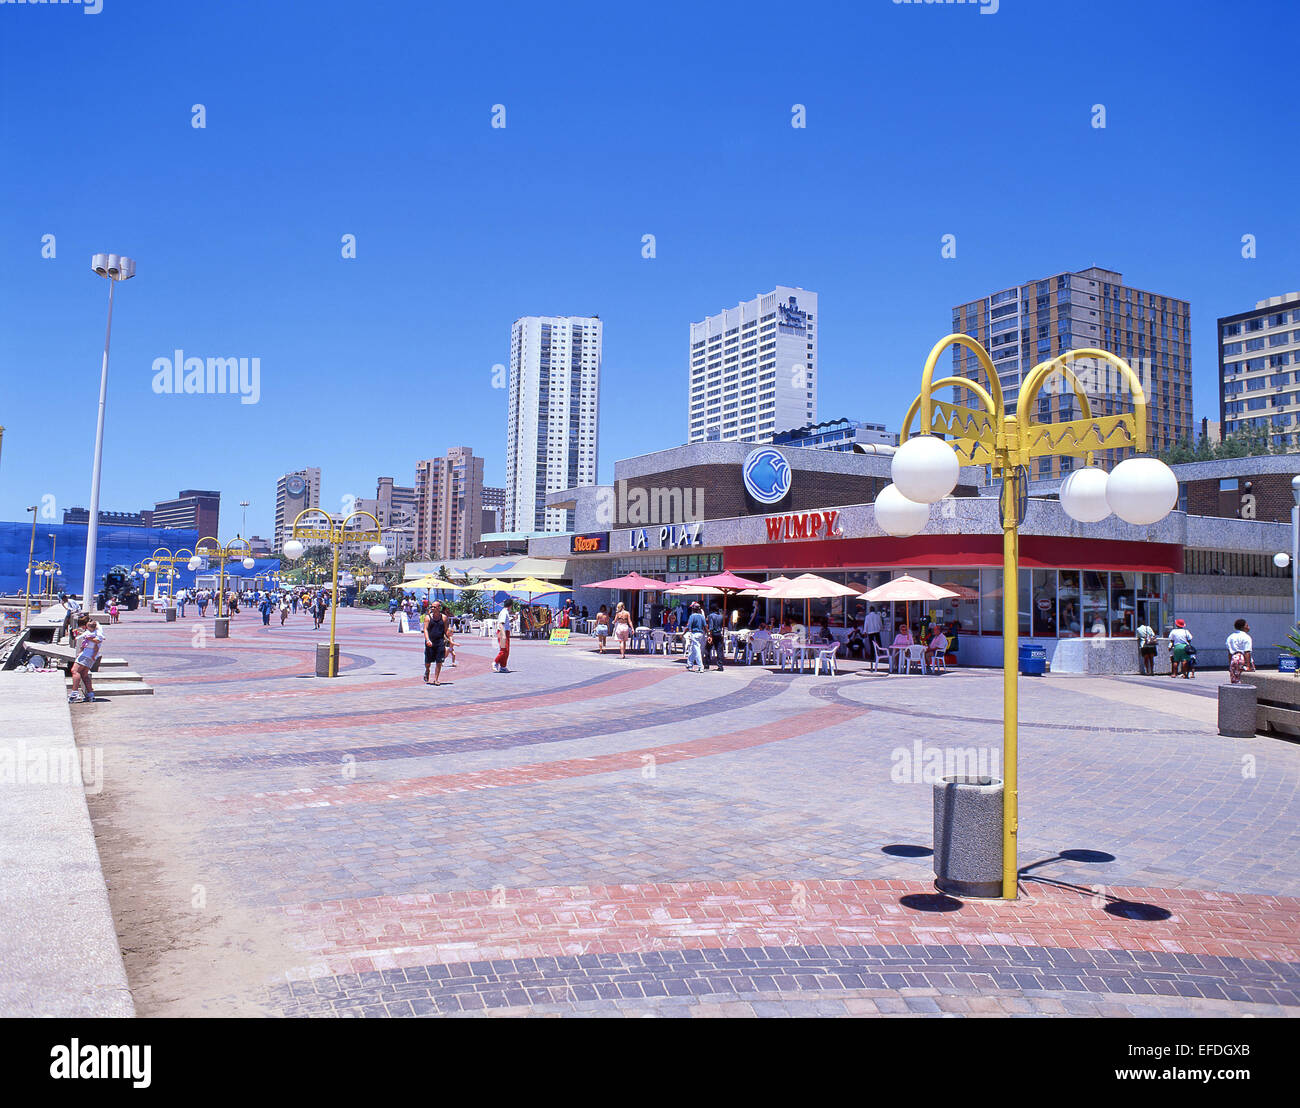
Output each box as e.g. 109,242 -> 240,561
1,0 -> 1297,539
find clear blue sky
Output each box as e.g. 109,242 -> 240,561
1,0 -> 1297,539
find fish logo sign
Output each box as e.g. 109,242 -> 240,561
742,447 -> 791,505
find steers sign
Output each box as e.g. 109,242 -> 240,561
570,532 -> 610,554
765,510 -> 844,541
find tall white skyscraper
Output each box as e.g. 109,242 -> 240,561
273,466 -> 320,553
505,316 -> 602,533
688,286 -> 818,444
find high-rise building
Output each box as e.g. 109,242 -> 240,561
415,447 -> 485,560
506,316 -> 602,532
274,467 -> 321,553
688,286 -> 818,445
951,267 -> 1192,479
151,490 -> 220,537
1219,293 -> 1300,449
376,476 -> 417,529
481,486 -> 505,534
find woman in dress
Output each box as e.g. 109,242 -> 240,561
613,601 -> 634,660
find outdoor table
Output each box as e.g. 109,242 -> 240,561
887,643 -> 928,673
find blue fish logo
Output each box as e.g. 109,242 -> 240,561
743,447 -> 791,505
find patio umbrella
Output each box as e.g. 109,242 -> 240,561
764,572 -> 862,629
863,574 -> 960,637
673,571 -> 772,628
463,578 -> 513,592
585,572 -> 672,629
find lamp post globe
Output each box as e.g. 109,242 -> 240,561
874,482 -> 930,538
891,435 -> 959,505
1275,552 -> 1291,569
283,540 -> 305,561
368,544 -> 389,566
1059,466 -> 1112,524
242,556 -> 255,570
188,557 -> 201,571
1105,457 -> 1179,526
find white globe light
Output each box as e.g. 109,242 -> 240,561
368,544 -> 389,566
283,540 -> 305,561
147,560 -> 159,571
242,556 -> 255,570
891,435 -> 960,505
1106,457 -> 1179,526
874,482 -> 930,538
1275,552 -> 1291,569
1059,466 -> 1112,523
188,557 -> 201,571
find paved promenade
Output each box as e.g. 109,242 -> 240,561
65,606 -> 1300,1017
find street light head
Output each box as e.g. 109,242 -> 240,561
117,256 -> 135,280
1275,552 -> 1291,569
283,540 -> 305,561
368,544 -> 389,566
91,254 -> 109,276
1059,466 -> 1112,523
242,557 -> 255,570
1106,457 -> 1179,526
874,482 -> 930,538
147,560 -> 158,571
892,435 -> 960,504
188,557 -> 201,571
1291,474 -> 1300,505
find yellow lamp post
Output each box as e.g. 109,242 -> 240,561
888,335 -> 1177,901
150,547 -> 194,604
34,560 -> 62,599
130,559 -> 158,612
22,504 -> 37,628
284,509 -> 387,677
194,537 -> 256,621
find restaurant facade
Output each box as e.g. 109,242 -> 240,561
528,442 -> 1293,669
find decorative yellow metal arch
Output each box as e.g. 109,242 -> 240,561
900,336 -> 1149,900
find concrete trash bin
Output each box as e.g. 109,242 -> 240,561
933,775 -> 1004,899
214,617 -> 229,639
165,606 -> 177,623
1218,684 -> 1257,738
316,642 -> 340,678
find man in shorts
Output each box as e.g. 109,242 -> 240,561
423,600 -> 450,685
493,600 -> 513,673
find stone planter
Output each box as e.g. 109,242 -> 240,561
1242,671 -> 1300,738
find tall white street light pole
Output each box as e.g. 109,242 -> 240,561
240,500 -> 250,538
82,253 -> 136,607
1270,475 -> 1300,632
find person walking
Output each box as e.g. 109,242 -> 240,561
594,604 -> 610,654
279,593 -> 290,625
1168,618 -> 1193,678
685,601 -> 707,672
493,600 -> 513,673
1227,618 -> 1255,684
613,602 -> 634,659
863,605 -> 884,655
260,592 -> 274,627
1136,619 -> 1158,676
705,604 -> 726,671
422,600 -> 450,685
177,588 -> 188,618
69,615 -> 103,704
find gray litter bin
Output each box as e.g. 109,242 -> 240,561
933,775 -> 1004,899
1217,684 -> 1257,738
165,606 -> 177,623
316,642 -> 340,678
214,617 -> 229,639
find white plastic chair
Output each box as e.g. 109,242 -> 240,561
872,642 -> 891,674
649,629 -> 668,654
903,644 -> 927,675
750,631 -> 771,665
814,641 -> 840,676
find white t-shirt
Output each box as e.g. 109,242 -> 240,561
1226,631 -> 1252,655
1168,628 -> 1192,646
76,628 -> 104,665
864,610 -> 883,634
497,611 -> 512,638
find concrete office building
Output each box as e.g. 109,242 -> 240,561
1219,292 -> 1300,448
505,316 -> 602,533
773,418 -> 896,452
415,447 -> 485,560
151,489 -> 221,538
951,267 -> 1192,478
274,467 -> 321,553
689,286 -> 818,445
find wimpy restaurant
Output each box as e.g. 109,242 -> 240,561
533,442 -> 1291,669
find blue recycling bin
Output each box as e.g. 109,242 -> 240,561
1280,654 -> 1297,674
1019,642 -> 1047,676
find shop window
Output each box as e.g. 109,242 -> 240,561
937,570 -> 980,634
1031,570 -> 1057,637
1081,571 -> 1108,636
1109,572 -> 1137,637
1058,571 -> 1080,637
980,568 -> 1002,635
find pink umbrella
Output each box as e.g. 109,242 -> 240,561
586,572 -> 670,590
675,571 -> 770,592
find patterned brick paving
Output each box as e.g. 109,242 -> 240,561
67,607 -> 1300,1017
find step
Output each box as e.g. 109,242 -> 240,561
65,671 -> 146,684
66,679 -> 154,697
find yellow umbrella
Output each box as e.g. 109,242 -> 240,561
463,578 -> 513,591
511,576 -> 570,595
399,574 -> 440,590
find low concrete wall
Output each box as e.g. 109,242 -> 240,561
0,673 -> 133,1016
1248,671 -> 1300,738
1051,637 -> 1171,675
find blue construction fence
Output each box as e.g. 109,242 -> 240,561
0,521 -> 279,599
